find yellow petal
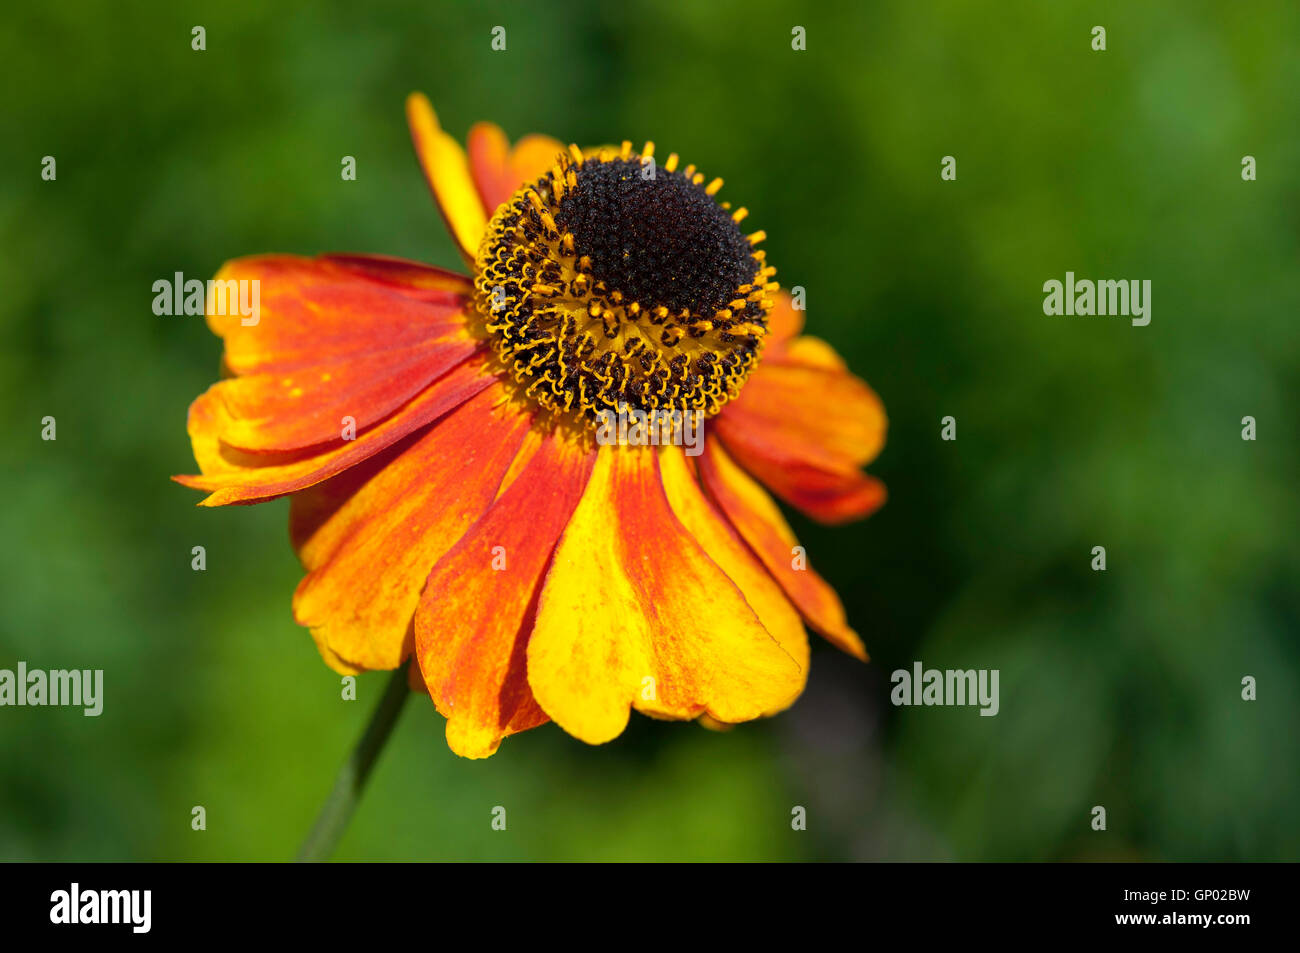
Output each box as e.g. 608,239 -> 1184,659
527,446 -> 805,745
406,93 -> 488,266
658,446 -> 808,706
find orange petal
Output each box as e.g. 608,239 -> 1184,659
510,136 -> 568,185
698,438 -> 867,660
774,334 -> 847,372
764,290 -> 805,354
175,356 -> 496,505
406,93 -> 488,266
527,446 -> 805,745
719,358 -> 885,473
465,122 -> 513,217
291,383 -> 533,672
415,428 -> 596,758
208,255 -> 471,376
467,123 -> 566,218
311,630 -> 365,677
715,342 -> 887,525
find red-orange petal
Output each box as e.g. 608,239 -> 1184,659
526,446 -> 805,745
201,254 -> 479,453
715,338 -> 887,525
208,255 -> 471,377
737,459 -> 887,526
290,383 -> 533,672
415,428 -> 596,758
698,437 -> 867,661
317,253 -> 475,299
211,333 -> 479,454
175,356 -> 496,505
467,122 -> 566,218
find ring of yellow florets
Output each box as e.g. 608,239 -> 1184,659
473,141 -> 778,428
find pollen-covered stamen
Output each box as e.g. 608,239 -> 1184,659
473,141 -> 778,426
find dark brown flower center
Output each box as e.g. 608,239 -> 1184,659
473,142 -> 778,426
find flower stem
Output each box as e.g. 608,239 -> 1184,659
296,663 -> 411,862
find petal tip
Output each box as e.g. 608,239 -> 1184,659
405,91 -> 436,126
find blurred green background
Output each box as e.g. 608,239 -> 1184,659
2,0 -> 1297,861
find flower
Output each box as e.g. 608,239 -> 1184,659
176,93 -> 887,758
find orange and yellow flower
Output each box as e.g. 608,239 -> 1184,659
176,94 -> 886,758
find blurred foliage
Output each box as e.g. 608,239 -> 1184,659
1,0 -> 1296,861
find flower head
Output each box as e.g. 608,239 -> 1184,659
176,94 -> 886,758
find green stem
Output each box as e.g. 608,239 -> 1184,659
296,663 -> 411,862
